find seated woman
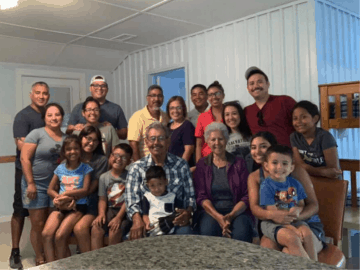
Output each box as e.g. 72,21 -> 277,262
193,122 -> 254,242
166,96 -> 195,165
247,131 -> 325,256
222,101 -> 252,158
291,100 -> 342,179
73,97 -> 120,157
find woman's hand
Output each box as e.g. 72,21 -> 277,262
270,210 -> 296,225
26,183 -> 37,200
216,214 -> 231,238
320,167 -> 342,179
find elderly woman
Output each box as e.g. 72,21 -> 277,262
193,122 -> 254,242
72,96 -> 120,157
21,103 -> 66,265
247,131 -> 325,257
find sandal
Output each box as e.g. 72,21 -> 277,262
35,259 -> 46,266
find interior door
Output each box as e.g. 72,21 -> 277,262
21,77 -> 81,130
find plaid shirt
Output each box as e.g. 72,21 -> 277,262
125,153 -> 196,220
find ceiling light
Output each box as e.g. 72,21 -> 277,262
0,0 -> 19,10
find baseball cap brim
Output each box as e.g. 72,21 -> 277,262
245,66 -> 266,80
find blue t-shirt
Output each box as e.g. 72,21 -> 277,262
260,175 -> 307,210
54,163 -> 93,204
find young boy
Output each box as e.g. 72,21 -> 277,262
91,144 -> 132,250
260,145 -> 318,260
141,166 -> 182,237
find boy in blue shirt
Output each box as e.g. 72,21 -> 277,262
260,145 -> 318,260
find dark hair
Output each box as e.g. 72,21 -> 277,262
250,131 -> 278,146
190,84 -> 207,94
78,126 -> 105,156
146,166 -> 166,183
32,81 -> 49,91
61,135 -> 82,163
82,96 -> 101,111
42,103 -> 65,120
246,70 -> 269,82
112,143 -> 133,158
292,100 -> 320,124
166,96 -> 187,119
222,101 -> 252,140
207,81 -> 224,94
264,145 -> 293,162
147,84 -> 163,94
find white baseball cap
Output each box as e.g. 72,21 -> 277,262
90,75 -> 106,85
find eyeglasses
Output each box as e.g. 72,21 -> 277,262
84,108 -> 100,113
112,154 -> 129,161
147,136 -> 166,142
147,94 -> 164,99
91,84 -> 108,89
257,111 -> 265,126
85,136 -> 99,143
169,106 -> 182,111
208,92 -> 222,98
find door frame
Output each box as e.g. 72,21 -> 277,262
15,69 -> 87,112
146,63 -> 189,108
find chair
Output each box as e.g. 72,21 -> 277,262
310,176 -> 348,268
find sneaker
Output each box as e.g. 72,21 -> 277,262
9,252 -> 23,269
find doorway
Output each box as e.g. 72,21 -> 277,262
148,67 -> 187,112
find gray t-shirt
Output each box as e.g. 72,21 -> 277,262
73,123 -> 120,157
98,170 -> 128,208
187,104 -> 209,128
13,105 -> 45,169
226,132 -> 250,159
68,99 -> 127,130
24,127 -> 66,190
211,164 -> 234,212
290,128 -> 337,167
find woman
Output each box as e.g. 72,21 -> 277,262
73,97 -> 120,157
166,96 -> 195,164
247,131 -> 324,255
72,126 -> 108,253
193,122 -> 254,242
222,101 -> 252,158
291,100 -> 342,179
21,103 -> 66,265
195,81 -> 225,162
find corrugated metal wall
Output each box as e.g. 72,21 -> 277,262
114,0 -> 318,119
315,0 -> 360,161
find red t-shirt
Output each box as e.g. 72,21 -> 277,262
195,107 -> 223,157
244,95 -> 296,147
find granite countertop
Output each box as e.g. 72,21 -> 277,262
30,235 -> 335,269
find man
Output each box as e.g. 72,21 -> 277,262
127,85 -> 169,161
244,66 -> 296,147
125,122 -> 196,240
10,82 -> 50,269
66,75 -> 128,139
187,84 -> 209,128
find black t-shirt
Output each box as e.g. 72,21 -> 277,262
168,120 -> 195,164
13,106 -> 45,169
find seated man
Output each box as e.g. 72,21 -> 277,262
125,122 -> 196,240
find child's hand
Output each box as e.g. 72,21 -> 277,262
108,217 -> 122,232
92,214 -> 106,227
145,222 -> 154,231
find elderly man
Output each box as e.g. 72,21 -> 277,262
66,75 -> 128,139
10,82 -> 50,269
244,67 -> 296,147
187,84 -> 209,128
125,122 -> 196,240
127,85 -> 169,161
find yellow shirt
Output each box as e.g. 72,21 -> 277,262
127,106 -> 169,157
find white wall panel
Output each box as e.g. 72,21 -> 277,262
114,0 -> 317,120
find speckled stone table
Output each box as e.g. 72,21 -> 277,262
29,235 -> 335,269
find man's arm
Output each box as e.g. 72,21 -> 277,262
129,140 -> 140,162
116,128 -> 128,140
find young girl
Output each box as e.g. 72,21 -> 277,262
222,101 -> 252,158
42,135 -> 93,262
291,100 -> 342,179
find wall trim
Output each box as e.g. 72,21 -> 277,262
0,215 -> 12,223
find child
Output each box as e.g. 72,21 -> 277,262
42,135 -> 93,262
260,145 -> 320,260
142,166 -> 182,236
291,100 -> 342,179
91,144 -> 132,250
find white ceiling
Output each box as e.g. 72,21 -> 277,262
0,0 -> 304,70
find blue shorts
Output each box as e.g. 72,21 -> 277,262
21,178 -> 53,209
